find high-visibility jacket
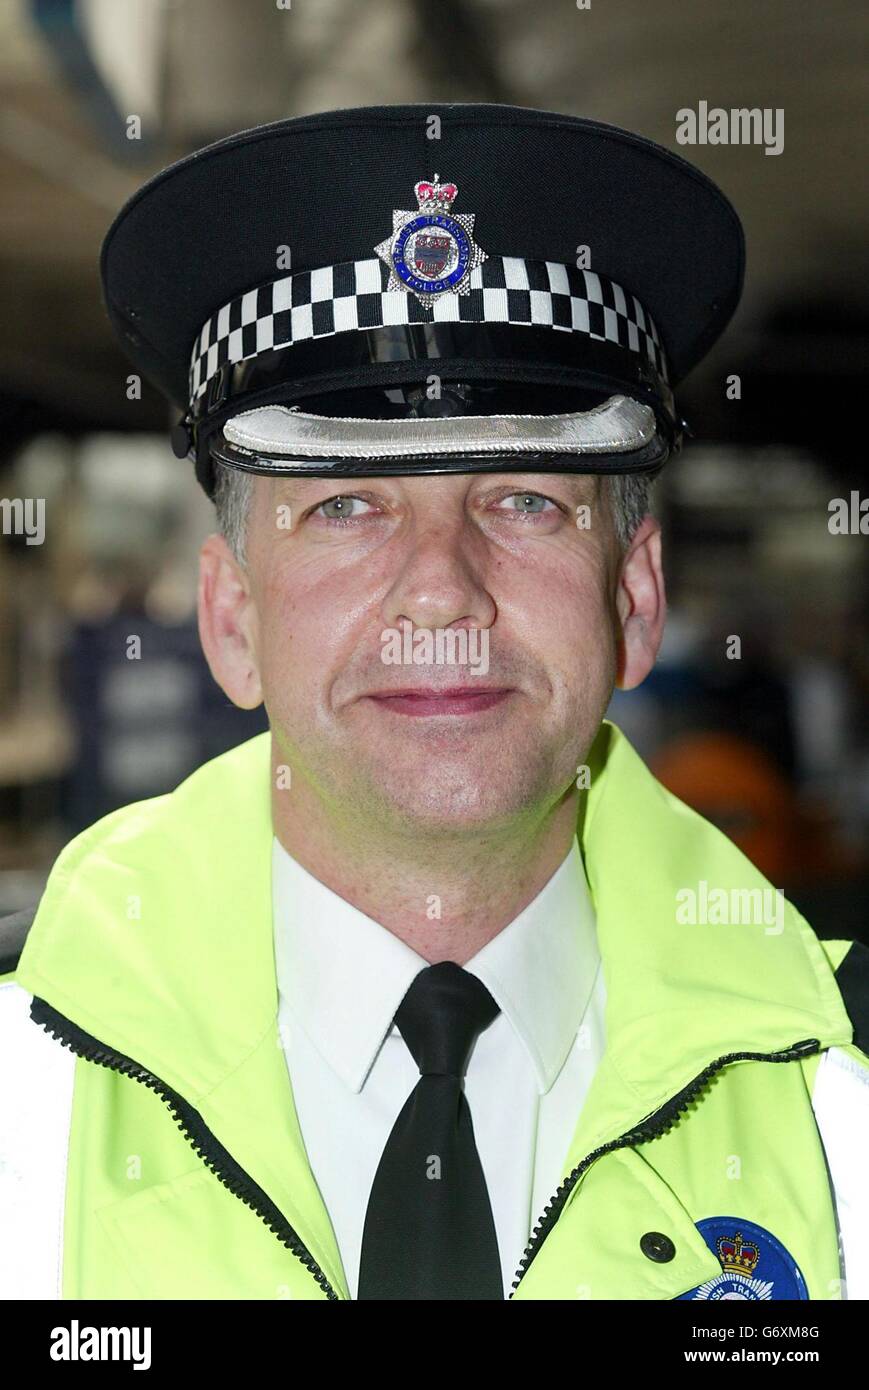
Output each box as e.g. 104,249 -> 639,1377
2,720 -> 869,1301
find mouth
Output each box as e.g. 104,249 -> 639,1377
362,686 -> 514,717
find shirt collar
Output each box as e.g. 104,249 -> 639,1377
272,836 -> 599,1096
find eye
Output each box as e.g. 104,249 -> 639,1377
314,495 -> 376,522
494,491 -> 559,515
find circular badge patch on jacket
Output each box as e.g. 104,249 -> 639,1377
677,1217 -> 809,1300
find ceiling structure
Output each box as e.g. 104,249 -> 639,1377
0,0 -> 865,449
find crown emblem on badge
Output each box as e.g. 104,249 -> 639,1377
413,177 -> 458,211
717,1232 -> 760,1276
374,173 -> 488,308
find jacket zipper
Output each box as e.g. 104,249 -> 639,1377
507,1036 -> 821,1298
30,995 -> 819,1303
30,997 -> 341,1301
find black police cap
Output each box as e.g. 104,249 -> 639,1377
100,103 -> 745,496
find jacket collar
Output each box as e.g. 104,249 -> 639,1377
16,721 -> 853,1295
560,723 -> 853,1171
587,724 -> 850,1082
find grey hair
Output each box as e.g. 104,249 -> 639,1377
604,472 -> 655,549
211,460 -> 654,564
213,462 -> 254,566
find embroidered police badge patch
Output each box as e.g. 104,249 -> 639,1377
374,176 -> 488,308
677,1217 -> 809,1300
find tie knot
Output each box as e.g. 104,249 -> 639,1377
394,962 -> 500,1079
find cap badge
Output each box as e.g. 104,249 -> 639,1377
374,175 -> 488,308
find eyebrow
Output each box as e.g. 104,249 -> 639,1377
272,470 -> 602,488
500,472 -> 599,494
271,475 -> 374,502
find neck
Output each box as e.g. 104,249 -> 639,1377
270,748 -> 581,965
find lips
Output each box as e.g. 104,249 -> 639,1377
363,686 -> 512,716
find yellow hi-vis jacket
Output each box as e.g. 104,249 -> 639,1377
1,721 -> 869,1300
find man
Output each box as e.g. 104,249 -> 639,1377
2,103 -> 868,1302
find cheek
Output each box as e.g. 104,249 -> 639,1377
248,557 -> 311,702
252,551 -> 377,702
502,544 -> 617,693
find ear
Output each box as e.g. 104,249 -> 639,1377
197,533 -> 263,709
613,515 -> 667,690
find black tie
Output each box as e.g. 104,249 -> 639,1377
357,960 -> 503,1300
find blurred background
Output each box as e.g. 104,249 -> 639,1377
0,0 -> 866,933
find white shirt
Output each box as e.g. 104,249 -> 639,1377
272,835 -> 606,1299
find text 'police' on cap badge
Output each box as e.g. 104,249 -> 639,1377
374,176 -> 488,308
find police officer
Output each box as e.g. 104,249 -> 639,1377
2,103 -> 868,1302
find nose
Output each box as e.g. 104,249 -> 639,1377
380,512 -> 496,634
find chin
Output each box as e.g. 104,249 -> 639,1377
367,762 -> 553,835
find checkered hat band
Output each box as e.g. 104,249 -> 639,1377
188,255 -> 667,407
